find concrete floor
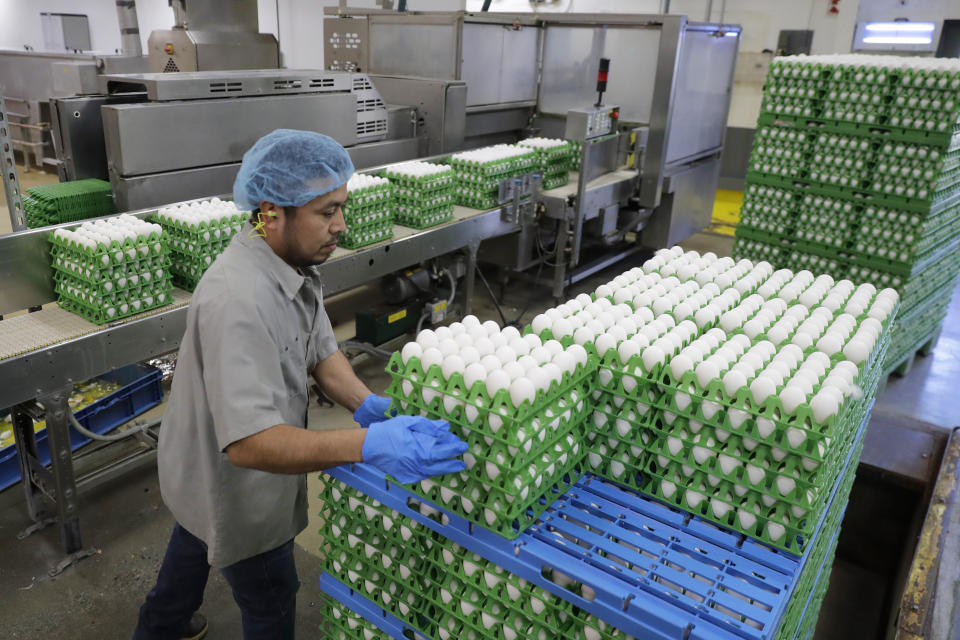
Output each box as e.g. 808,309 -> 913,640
1,208 -> 958,637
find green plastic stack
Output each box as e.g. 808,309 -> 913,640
318,475 -> 627,640
450,144 -> 538,210
516,137 -> 574,190
525,247 -> 895,554
49,215 -> 172,324
384,161 -> 455,229
24,179 -> 114,228
342,173 -> 394,249
156,198 -> 245,291
385,318 -> 592,537
734,54 -> 960,374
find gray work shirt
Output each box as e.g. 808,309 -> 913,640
158,222 -> 338,567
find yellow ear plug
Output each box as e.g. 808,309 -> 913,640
248,209 -> 278,239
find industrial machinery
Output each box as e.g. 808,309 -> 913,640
323,10 -> 741,299
0,9 -> 739,571
147,0 -> 279,73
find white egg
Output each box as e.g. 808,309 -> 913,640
434,326 -> 453,341
401,342 -> 423,365
522,333 -> 543,350
573,326 -> 596,346
551,318 -> 574,339
541,362 -> 563,386
453,333 -> 474,350
501,326 -> 522,343
531,314 -> 551,334
495,345 -> 518,365
810,390 -> 839,423
842,338 -> 870,363
567,343 -> 588,368
593,333 -> 616,358
480,354 -> 502,372
438,338 -> 460,358
529,346 -> 551,364
482,320 -> 500,336
642,345 -> 666,371
502,361 -> 526,381
460,346 -> 481,365
489,333 -> 508,350
441,355 -> 465,380
421,347 -> 444,372
750,376 -> 777,405
448,322 -> 466,337
670,354 -> 695,381
779,386 -> 806,414
516,355 -> 538,372
526,367 -> 550,392
509,377 -> 536,407
509,338 -> 531,357
722,369 -> 748,397
552,351 -> 576,376
485,370 -> 511,397
618,341 -> 640,364
461,314 -> 481,329
543,339 -> 565,357
473,337 -> 495,356
417,329 -> 439,349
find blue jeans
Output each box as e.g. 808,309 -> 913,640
133,523 -> 299,640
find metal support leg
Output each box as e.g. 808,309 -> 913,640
12,405 -> 50,525
0,85 -> 27,232
15,387 -> 98,575
463,241 -> 480,317
552,214 -> 571,302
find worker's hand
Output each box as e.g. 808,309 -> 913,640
361,415 -> 468,484
353,394 -> 397,429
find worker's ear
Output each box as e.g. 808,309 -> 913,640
258,201 -> 284,233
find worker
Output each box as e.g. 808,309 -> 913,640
133,129 -> 468,640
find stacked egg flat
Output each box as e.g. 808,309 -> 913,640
385,315 -> 593,537
528,247 -> 895,553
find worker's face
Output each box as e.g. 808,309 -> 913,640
261,184 -> 348,268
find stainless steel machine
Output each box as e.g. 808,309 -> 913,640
92,69 -> 425,210
147,0 -> 279,73
324,10 -> 740,297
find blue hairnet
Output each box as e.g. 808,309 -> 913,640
233,129 -> 354,211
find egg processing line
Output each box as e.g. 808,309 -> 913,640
0,11 -> 739,570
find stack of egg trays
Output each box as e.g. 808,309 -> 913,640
323,443 -> 871,640
318,478 -> 439,636
517,139 -> 574,190
49,228 -> 173,324
341,177 -> 394,249
320,596 -> 396,640
450,147 -> 538,210
385,166 -> 455,230
593,308 -> 889,555
383,351 -> 593,537
760,56 -> 960,141
159,213 -> 244,291
318,474 -> 583,640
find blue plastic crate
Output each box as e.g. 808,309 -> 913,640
322,406 -> 872,640
0,363 -> 163,491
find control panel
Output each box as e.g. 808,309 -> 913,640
564,105 -> 620,141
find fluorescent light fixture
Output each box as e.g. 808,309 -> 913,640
863,35 -> 933,44
723,31 -> 739,37
864,21 -> 935,33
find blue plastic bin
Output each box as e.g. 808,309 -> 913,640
0,362 -> 163,491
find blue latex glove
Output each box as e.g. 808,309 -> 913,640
354,394 -> 397,429
361,415 -> 469,484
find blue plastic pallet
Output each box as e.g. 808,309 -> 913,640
0,363 -> 163,491
323,406 -> 871,640
319,572 -> 424,640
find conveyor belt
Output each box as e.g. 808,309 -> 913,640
0,289 -> 192,362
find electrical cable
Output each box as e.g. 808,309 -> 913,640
68,411 -> 156,442
339,340 -> 393,360
474,264 -> 509,325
